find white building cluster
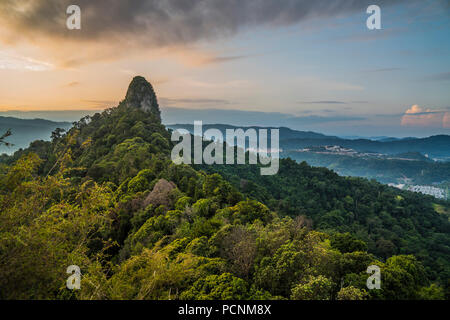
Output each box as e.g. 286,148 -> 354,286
406,185 -> 447,199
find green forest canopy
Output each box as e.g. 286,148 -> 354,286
0,78 -> 449,300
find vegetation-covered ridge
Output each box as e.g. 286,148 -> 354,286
0,116 -> 72,154
0,76 -> 448,300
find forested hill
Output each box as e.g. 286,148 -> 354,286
198,160 -> 450,280
0,116 -> 71,154
0,76 -> 449,300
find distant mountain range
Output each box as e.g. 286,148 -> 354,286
281,135 -> 450,160
168,123 -> 450,186
340,136 -> 417,142
0,116 -> 71,154
167,123 -> 450,160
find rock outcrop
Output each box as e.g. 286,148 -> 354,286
124,76 -> 161,121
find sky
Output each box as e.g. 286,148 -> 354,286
0,0 -> 449,137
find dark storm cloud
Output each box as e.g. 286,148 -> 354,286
1,0 -> 414,47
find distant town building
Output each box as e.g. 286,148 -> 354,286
389,183 -> 447,199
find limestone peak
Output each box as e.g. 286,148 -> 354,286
124,76 -> 161,121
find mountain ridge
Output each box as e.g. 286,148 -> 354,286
0,116 -> 71,154
168,123 -> 450,159
1,77 -> 449,300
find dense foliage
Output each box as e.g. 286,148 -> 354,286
199,159 -> 450,282
1,85 -> 449,300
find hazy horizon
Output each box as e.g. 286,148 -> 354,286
1,1 -> 449,137
1,105 -> 449,139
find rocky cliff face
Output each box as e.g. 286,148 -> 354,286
124,76 -> 161,121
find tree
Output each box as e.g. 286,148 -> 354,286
0,170 -> 113,299
222,226 -> 257,278
51,128 -> 66,141
0,129 -> 13,146
373,255 -> 428,300
180,273 -> 248,300
331,233 -> 367,253
143,179 -> 176,207
376,239 -> 397,259
291,275 -> 333,300
417,284 -> 445,300
337,286 -> 367,300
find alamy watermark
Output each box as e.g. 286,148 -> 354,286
66,5 -> 81,30
366,265 -> 381,290
171,121 -> 280,175
367,5 -> 381,30
66,5 -> 382,32
66,265 -> 81,290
